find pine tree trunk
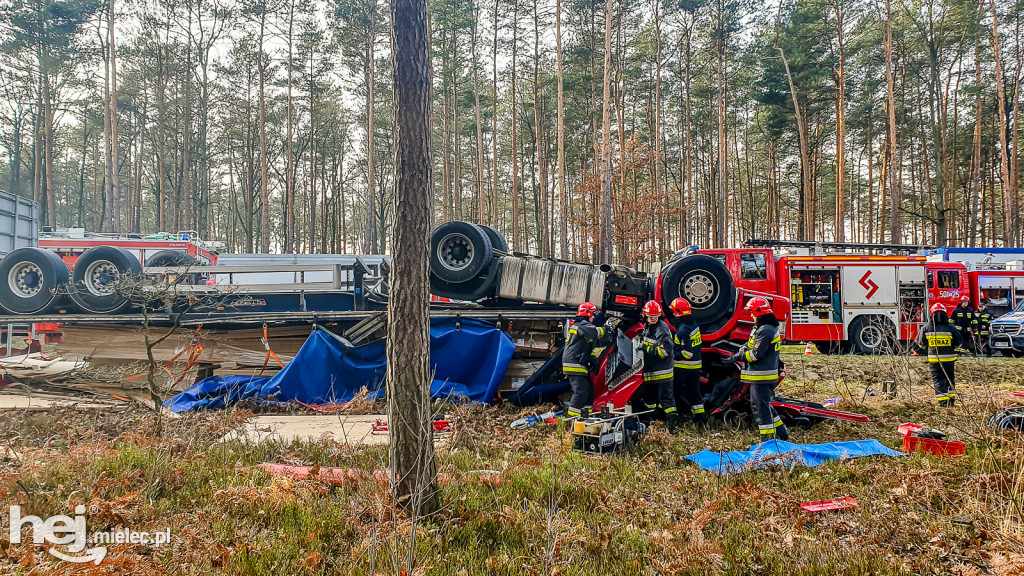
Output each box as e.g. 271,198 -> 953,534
600,0 -> 613,262
555,0 -> 566,257
834,3 -> 846,242
885,0 -> 900,242
258,12 -> 270,252
366,7 -> 379,253
388,0 -> 437,518
992,0 -> 1017,244
533,2 -> 548,257
472,8 -> 486,224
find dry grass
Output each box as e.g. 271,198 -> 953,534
1,354 -> 1024,574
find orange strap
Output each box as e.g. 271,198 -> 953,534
260,324 -> 284,374
126,326 -> 203,383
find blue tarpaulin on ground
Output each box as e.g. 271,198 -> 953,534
165,317 -> 515,412
684,440 -> 903,474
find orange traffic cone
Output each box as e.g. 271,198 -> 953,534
804,342 -> 814,355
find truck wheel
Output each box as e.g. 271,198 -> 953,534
430,221 -> 493,283
660,254 -> 735,332
0,247 -> 68,314
849,316 -> 895,355
68,246 -> 142,314
479,225 -> 509,252
145,249 -> 197,267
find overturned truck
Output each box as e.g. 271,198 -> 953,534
429,221 -> 868,427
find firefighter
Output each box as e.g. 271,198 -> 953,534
638,300 -> 681,431
723,296 -> 789,441
562,302 -> 611,418
670,297 -> 706,425
976,300 -> 992,357
950,296 -> 977,354
915,303 -> 965,407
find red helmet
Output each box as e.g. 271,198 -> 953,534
961,296 -> 970,303
744,296 -> 773,317
576,302 -> 598,318
930,303 -> 947,315
670,298 -> 692,316
642,300 -> 663,317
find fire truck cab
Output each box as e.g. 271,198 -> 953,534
697,246 -> 968,354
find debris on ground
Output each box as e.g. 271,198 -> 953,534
684,439 -> 903,474
899,422 -> 966,456
800,496 -> 858,513
0,352 -> 85,384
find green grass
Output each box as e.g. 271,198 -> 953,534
3,355 -> 1024,574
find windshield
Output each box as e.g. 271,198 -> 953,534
1016,299 -> 1024,313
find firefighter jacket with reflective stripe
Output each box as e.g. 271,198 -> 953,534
915,321 -> 963,363
642,321 -> 675,382
977,310 -> 992,335
951,305 -> 976,332
673,319 -> 703,370
562,318 -> 607,374
739,324 -> 782,384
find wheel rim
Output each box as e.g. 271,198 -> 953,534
860,323 -> 887,350
436,233 -> 474,272
680,271 -> 716,306
8,262 -> 43,298
83,259 -> 121,296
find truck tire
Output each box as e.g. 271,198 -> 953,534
848,315 -> 896,355
430,221 -> 493,283
0,247 -> 68,314
479,225 -> 509,252
145,249 -> 197,267
660,254 -> 735,331
68,246 -> 142,314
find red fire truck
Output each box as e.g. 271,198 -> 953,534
693,241 -> 1024,354
37,228 -> 221,269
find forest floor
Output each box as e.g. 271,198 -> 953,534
3,353 -> 1024,575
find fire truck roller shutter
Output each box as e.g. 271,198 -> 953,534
0,247 -> 69,314
145,249 -> 198,268
429,221 -> 494,284
68,246 -> 143,314
660,254 -> 736,333
479,225 -> 509,253
848,314 -> 897,355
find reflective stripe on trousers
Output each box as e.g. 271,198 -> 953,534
740,369 -> 778,382
644,369 -> 674,382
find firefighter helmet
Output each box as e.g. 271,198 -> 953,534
744,296 -> 773,317
961,296 -> 970,304
669,298 -> 692,316
930,303 -> 947,315
642,300 -> 663,317
576,302 -> 598,318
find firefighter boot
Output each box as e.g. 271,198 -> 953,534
666,411 -> 683,434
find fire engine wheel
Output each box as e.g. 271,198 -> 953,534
659,254 -> 735,332
849,316 -> 896,355
0,248 -> 68,314
479,225 -> 509,253
68,246 -> 142,314
430,221 -> 493,284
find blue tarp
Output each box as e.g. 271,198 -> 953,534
684,440 -> 903,474
166,317 -> 515,412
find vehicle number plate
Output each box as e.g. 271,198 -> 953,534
994,342 -> 1010,348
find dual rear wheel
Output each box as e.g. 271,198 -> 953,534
0,247 -> 196,315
